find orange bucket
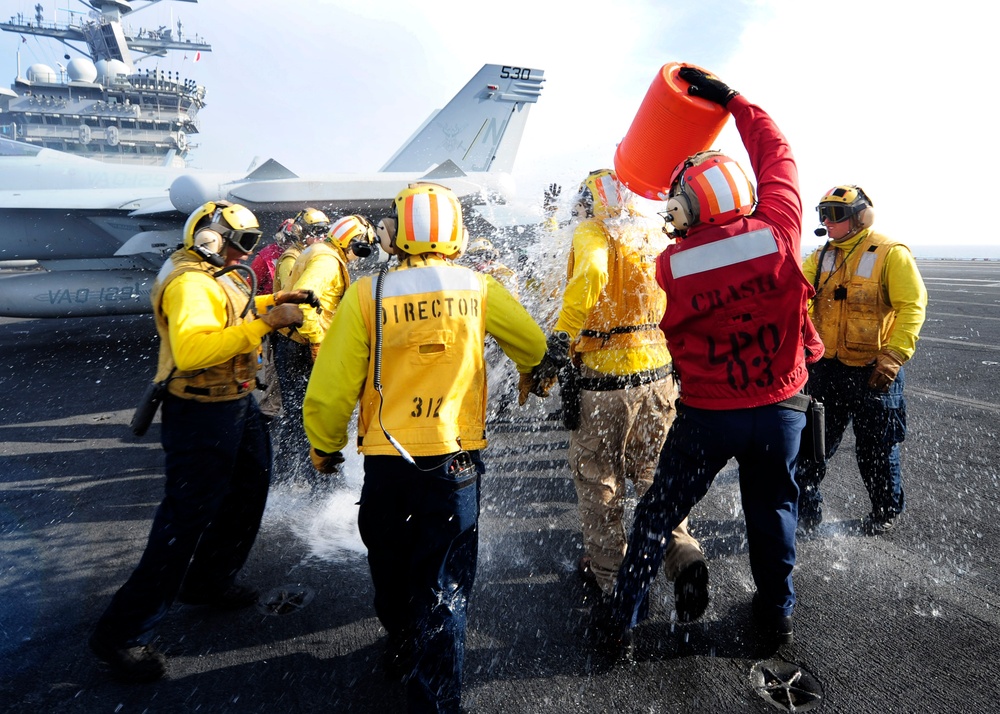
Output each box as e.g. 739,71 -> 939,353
614,62 -> 729,201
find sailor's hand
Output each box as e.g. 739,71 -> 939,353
543,183 -> 562,214
531,370 -> 558,399
517,371 -> 557,407
274,289 -> 321,310
310,447 -> 345,474
533,331 -> 572,382
310,342 -> 322,363
678,66 -> 738,107
260,303 -> 304,330
868,349 -> 905,392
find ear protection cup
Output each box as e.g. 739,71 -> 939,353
665,193 -> 696,230
858,206 -> 876,231
193,227 -> 224,255
377,217 -> 397,255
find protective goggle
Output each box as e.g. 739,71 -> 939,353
304,224 -> 330,237
817,204 -> 858,224
350,240 -> 374,258
224,227 -> 262,254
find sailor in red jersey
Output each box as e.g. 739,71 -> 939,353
595,66 -> 823,653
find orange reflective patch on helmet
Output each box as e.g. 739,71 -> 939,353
328,214 -> 373,249
688,160 -> 753,221
394,182 -> 463,256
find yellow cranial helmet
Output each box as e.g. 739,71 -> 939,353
817,185 -> 874,235
575,169 -> 624,219
328,214 -> 375,250
294,207 -> 331,238
392,183 -> 464,256
183,200 -> 262,264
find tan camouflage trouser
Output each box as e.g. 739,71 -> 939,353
568,371 -> 704,595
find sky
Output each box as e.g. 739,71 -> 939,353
2,0 -> 998,253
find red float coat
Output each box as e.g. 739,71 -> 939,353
250,242 -> 284,295
655,94 -> 823,410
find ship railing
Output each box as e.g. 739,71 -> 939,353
15,123 -> 192,148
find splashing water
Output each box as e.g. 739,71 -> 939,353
264,439 -> 367,560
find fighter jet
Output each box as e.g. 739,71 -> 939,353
0,63 -> 544,318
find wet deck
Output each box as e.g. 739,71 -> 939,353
2,259 -> 999,712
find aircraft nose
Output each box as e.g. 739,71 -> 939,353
169,173 -> 223,214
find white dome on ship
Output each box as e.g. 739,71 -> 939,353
67,58 -> 98,83
26,64 -> 57,83
95,59 -> 129,83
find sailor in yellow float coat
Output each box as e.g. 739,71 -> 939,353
270,208 -> 332,479
796,185 -> 927,535
286,238 -> 350,357
538,169 -> 708,620
90,201 -> 310,683
304,250 -> 545,455
801,228 -> 925,366
302,183 -> 546,712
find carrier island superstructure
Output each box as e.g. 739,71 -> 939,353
0,0 -> 210,167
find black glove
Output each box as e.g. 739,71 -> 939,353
311,448 -> 345,474
533,331 -> 571,382
678,66 -> 738,107
543,183 -> 562,214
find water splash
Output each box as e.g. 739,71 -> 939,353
263,445 -> 367,560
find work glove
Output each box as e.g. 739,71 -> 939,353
533,331 -> 572,382
518,331 -> 571,403
677,66 -> 739,107
310,342 -> 322,363
517,370 -> 556,405
274,289 -> 321,311
260,303 -> 304,330
310,447 -> 345,474
518,372 -> 535,406
543,183 -> 562,214
868,349 -> 905,392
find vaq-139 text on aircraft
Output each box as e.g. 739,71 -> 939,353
0,63 -> 544,318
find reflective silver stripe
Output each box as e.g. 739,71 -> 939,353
373,265 -> 480,298
820,250 -> 837,273
669,228 -> 778,278
856,251 -> 877,278
703,165 -> 737,214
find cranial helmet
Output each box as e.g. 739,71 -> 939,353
390,183 -> 464,256
663,151 -> 755,231
328,214 -> 376,256
817,185 -> 874,239
183,200 -> 262,266
294,207 -> 331,238
575,169 -> 624,219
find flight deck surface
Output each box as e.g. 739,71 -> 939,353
2,259 -> 998,712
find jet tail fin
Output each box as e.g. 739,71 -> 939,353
380,64 -> 544,174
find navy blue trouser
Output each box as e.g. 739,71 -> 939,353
796,358 -> 907,521
611,402 -> 804,627
357,451 -> 483,714
95,394 -> 271,646
272,336 -> 313,479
